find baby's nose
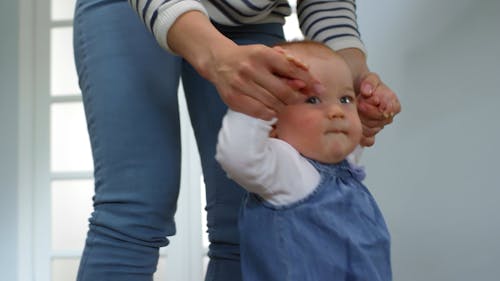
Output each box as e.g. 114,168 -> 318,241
327,104 -> 344,119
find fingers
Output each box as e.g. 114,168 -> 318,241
221,89 -> 276,120
389,96 -> 402,116
360,135 -> 375,147
358,99 -> 387,124
356,71 -> 401,147
273,46 -> 309,70
212,44 -> 300,116
362,124 -> 382,137
252,69 -> 305,106
357,77 -> 400,126
241,45 -> 323,107
211,44 -> 324,118
357,93 -> 394,148
360,122 -> 382,148
230,64 -> 290,111
268,47 -> 325,97
375,86 -> 401,117
285,78 -> 307,90
359,72 -> 400,116
359,72 -> 381,98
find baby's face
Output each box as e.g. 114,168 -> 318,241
272,53 -> 362,163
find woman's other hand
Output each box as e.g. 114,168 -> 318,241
357,72 -> 401,147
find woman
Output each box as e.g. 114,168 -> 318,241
73,0 -> 400,280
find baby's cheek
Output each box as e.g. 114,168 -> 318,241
297,114 -> 318,126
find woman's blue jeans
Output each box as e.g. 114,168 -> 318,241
73,0 -> 284,280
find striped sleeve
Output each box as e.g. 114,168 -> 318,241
297,0 -> 366,55
129,0 -> 208,52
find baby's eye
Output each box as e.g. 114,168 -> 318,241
340,96 -> 354,104
306,96 -> 322,104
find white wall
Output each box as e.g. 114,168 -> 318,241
358,1 -> 500,280
0,0 -> 19,280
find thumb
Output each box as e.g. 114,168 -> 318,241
359,72 -> 380,98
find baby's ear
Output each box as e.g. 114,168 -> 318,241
269,125 -> 278,138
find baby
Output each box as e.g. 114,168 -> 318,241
216,41 -> 392,281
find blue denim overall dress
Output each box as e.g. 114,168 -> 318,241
239,159 -> 392,281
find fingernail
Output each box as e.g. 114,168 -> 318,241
383,112 -> 390,118
314,83 -> 326,95
362,83 -> 373,94
298,61 -> 309,70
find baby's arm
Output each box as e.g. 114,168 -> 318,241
216,110 -> 320,206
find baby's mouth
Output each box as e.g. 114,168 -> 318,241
326,129 -> 346,134
326,124 -> 347,134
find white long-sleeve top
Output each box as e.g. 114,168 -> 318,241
128,0 -> 366,54
216,110 -> 322,205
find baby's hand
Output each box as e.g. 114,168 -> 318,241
357,72 -> 401,147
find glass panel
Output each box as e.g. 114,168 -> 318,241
52,180 -> 94,251
51,102 -> 93,172
51,0 -> 76,21
202,256 -> 209,278
51,27 -> 80,96
284,3 -> 303,41
52,258 -> 80,281
200,175 -> 209,277
200,175 -> 209,249
154,257 -> 167,281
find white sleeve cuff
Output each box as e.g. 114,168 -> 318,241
152,0 -> 208,53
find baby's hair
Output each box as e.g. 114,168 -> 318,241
274,40 -> 341,60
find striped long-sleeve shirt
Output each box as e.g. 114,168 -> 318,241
129,0 -> 365,54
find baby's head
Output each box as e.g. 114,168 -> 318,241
271,41 -> 362,163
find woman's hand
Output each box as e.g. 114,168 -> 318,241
336,48 -> 401,147
168,11 -> 324,120
357,72 -> 401,146
204,43 -> 324,120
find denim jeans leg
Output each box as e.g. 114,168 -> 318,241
74,0 -> 182,280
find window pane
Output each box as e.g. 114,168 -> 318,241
52,258 -> 80,281
200,176 -> 209,277
51,0 -> 76,21
203,256 -> 209,277
200,175 -> 209,249
52,180 -> 94,251
284,1 -> 303,41
51,27 -> 80,96
154,257 -> 167,281
51,102 -> 93,172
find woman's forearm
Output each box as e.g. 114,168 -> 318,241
167,11 -> 237,79
336,48 -> 370,92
